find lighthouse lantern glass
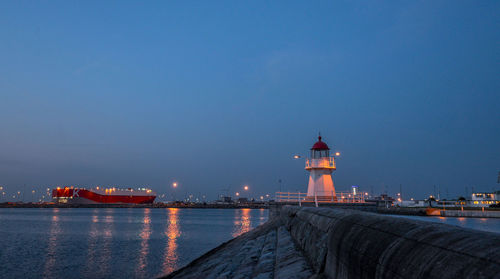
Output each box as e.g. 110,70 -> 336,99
311,149 -> 329,159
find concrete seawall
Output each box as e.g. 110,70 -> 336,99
279,206 -> 500,278
441,209 -> 500,218
165,206 -> 500,278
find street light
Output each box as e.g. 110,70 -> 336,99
172,182 -> 178,202
244,185 -> 249,191
235,192 -> 240,196
335,152 -> 340,156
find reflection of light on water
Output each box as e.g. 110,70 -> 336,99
85,209 -> 115,277
259,208 -> 267,225
232,208 -> 251,237
43,208 -> 60,278
136,208 -> 151,277
99,210 -> 114,276
162,208 -> 181,275
85,209 -> 100,274
127,208 -> 133,223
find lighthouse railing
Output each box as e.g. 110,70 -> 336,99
305,157 -> 336,169
275,191 -> 366,204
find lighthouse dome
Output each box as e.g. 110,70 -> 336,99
311,136 -> 330,150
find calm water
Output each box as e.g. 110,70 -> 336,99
0,208 -> 268,279
392,215 -> 500,234
2,209 -> 499,279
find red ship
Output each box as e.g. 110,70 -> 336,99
52,187 -> 156,204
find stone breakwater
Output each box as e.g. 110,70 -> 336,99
163,206 -> 500,279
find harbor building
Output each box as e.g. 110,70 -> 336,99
471,192 -> 500,206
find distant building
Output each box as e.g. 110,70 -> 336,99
366,194 -> 394,207
394,200 -> 426,207
214,195 -> 233,204
237,197 -> 248,203
471,192 -> 500,206
369,194 -> 394,202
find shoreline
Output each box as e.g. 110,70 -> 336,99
0,202 -> 269,209
2,202 -> 500,218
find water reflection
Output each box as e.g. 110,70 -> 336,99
3,208 -> 270,279
84,209 -> 114,277
259,208 -> 267,225
136,208 -> 151,277
232,208 -> 251,237
85,209 -> 100,274
394,215 -> 500,234
162,208 -> 181,275
99,209 -> 114,277
43,208 -> 60,278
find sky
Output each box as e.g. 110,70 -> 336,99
0,1 -> 499,201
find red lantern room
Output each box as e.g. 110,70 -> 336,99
310,136 -> 330,158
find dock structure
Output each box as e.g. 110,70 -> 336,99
164,205 -> 500,279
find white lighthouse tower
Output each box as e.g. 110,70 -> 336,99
306,135 -> 336,199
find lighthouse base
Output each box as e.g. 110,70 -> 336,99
306,169 -> 336,198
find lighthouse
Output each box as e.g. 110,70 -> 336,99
306,135 -> 336,199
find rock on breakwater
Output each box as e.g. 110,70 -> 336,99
164,206 -> 500,279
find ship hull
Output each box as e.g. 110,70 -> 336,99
52,188 -> 156,204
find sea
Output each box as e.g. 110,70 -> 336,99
390,214 -> 500,233
0,208 -> 268,279
1,208 -> 500,279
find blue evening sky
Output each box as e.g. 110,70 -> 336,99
0,1 -> 499,200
